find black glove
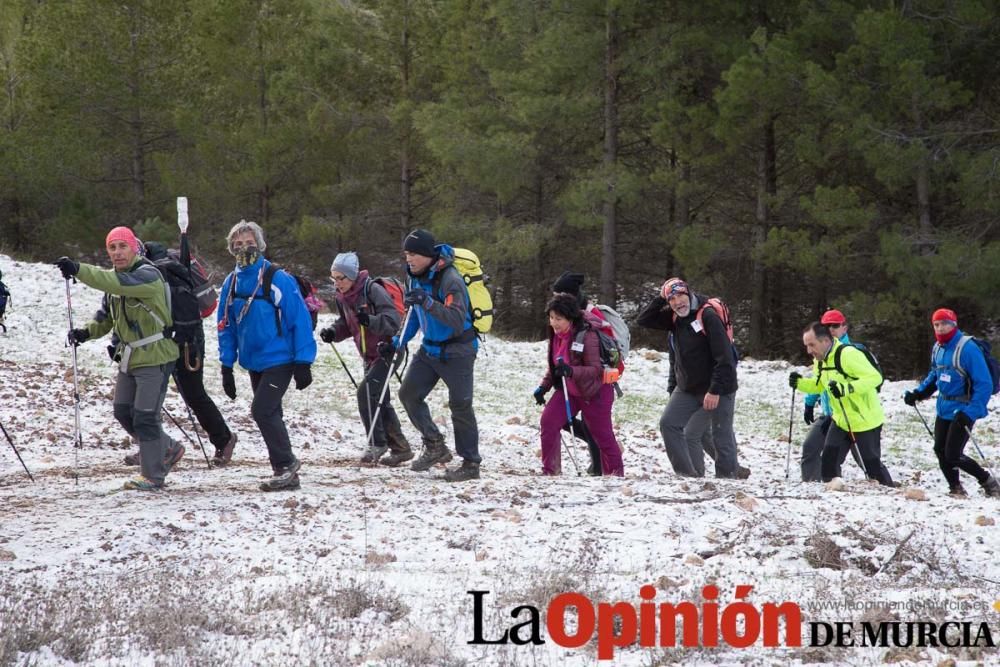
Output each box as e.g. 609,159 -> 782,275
404,288 -> 432,309
533,386 -> 548,406
903,390 -> 918,407
828,380 -> 844,399
355,307 -> 370,327
293,364 -> 312,390
106,344 -> 118,361
804,403 -> 815,425
788,372 -> 802,389
67,328 -> 89,347
221,366 -> 236,400
55,256 -> 80,279
954,411 -> 974,429
553,362 -> 573,379
377,340 -> 395,361
319,326 -> 336,344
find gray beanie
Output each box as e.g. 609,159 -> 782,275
331,252 -> 359,281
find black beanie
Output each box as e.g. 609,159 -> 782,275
552,271 -> 585,296
403,229 -> 437,257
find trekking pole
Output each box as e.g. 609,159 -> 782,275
785,388 -> 796,479
329,342 -> 358,389
183,401 -> 212,469
163,407 -> 200,453
912,403 -> 934,438
64,278 -> 82,485
0,418 -> 34,482
366,307 -> 413,449
557,357 -> 582,476
833,392 -> 870,480
963,425 -> 998,480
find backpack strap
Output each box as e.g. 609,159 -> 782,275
943,335 -> 973,402
833,345 -> 857,381
260,264 -> 283,336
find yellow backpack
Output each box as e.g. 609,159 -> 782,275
451,248 -> 494,334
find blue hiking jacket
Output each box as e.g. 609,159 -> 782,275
217,256 -> 317,372
805,332 -> 851,416
400,244 -> 477,359
916,329 -> 991,421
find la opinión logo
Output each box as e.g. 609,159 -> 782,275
467,586 -> 997,660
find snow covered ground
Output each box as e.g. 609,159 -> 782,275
1,253 -> 999,666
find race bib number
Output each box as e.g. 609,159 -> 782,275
940,373 -> 952,383
571,341 -> 585,353
691,319 -> 704,333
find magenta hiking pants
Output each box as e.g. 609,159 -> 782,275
539,384 -> 624,476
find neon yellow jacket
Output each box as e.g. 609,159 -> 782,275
794,340 -> 884,432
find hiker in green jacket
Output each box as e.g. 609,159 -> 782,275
56,226 -> 184,491
789,321 -> 895,487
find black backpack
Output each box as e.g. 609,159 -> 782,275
833,342 -> 884,392
0,280 -> 9,317
149,256 -> 203,348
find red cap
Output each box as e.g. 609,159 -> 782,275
932,308 -> 957,325
105,226 -> 140,253
820,309 -> 846,325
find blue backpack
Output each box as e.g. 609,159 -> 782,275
937,336 -> 1000,397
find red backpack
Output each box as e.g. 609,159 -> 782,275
365,276 -> 405,316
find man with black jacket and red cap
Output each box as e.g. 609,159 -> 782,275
637,277 -> 744,478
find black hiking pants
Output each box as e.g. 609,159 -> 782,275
934,416 -> 989,488
248,364 -> 296,471
821,424 -> 894,487
173,335 -> 233,449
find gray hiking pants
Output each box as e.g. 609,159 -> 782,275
113,362 -> 177,484
659,390 -> 738,478
801,415 -> 831,482
398,349 -> 480,463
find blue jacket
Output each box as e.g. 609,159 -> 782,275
400,244 -> 477,359
805,332 -> 851,416
916,329 -> 991,421
217,256 -> 317,372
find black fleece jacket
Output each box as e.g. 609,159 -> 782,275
636,293 -> 738,396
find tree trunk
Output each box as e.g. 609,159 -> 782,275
600,5 -> 619,307
749,118 -> 777,356
257,15 -> 270,223
128,11 -> 145,220
399,4 -> 412,234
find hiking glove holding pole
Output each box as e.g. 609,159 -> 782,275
55,257 -> 80,280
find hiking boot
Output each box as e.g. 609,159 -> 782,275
380,449 -> 415,467
123,476 -> 163,491
949,484 -> 968,497
261,457 -> 301,491
443,460 -> 480,482
213,432 -> 237,467
981,474 -> 1000,497
360,444 -> 389,465
164,444 -> 185,472
410,442 -> 452,472
123,451 -> 141,466
260,473 -> 300,492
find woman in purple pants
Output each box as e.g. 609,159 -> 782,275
532,293 -> 624,476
